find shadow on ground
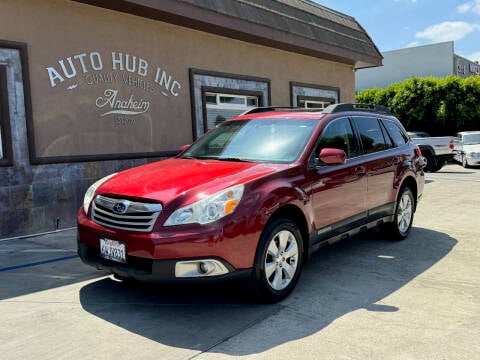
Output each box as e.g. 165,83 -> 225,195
79,227 -> 456,356
0,229 -> 105,300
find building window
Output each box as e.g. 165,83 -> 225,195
204,91 -> 261,128
297,96 -> 335,110
0,64 -> 13,166
190,69 -> 270,139
290,82 -> 339,108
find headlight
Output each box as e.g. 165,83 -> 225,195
83,173 -> 117,214
164,184 -> 244,226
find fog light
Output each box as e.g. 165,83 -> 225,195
175,259 -> 229,277
199,261 -> 214,274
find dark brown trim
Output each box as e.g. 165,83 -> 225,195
0,40 -> 34,166
201,86 -> 208,134
73,0 -> 382,68
201,86 -> 264,132
190,68 -> 271,84
189,68 -> 271,140
188,68 -> 198,143
290,81 -> 341,93
289,81 -> 341,106
0,65 -> 13,166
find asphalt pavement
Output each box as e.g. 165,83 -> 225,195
1,162 -> 479,360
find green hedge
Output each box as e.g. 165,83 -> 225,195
355,75 -> 480,136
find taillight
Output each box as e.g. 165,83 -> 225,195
449,139 -> 454,150
415,145 -> 422,157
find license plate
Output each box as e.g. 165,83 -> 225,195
100,238 -> 126,263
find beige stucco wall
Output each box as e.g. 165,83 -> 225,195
0,0 -> 355,159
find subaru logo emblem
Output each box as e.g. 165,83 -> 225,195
113,202 -> 128,214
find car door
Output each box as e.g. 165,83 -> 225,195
351,116 -> 399,221
304,117 -> 367,241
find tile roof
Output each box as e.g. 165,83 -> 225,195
75,0 -> 382,68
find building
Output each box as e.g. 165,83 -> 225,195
0,0 -> 381,238
356,41 -> 480,92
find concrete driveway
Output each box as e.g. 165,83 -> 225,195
1,163 -> 479,359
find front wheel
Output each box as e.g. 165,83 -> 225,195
251,217 -> 304,303
382,187 -> 415,240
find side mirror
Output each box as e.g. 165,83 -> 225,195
180,144 -> 190,152
318,148 -> 346,165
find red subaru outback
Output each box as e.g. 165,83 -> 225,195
78,104 -> 424,302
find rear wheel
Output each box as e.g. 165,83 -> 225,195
382,187 -> 415,240
251,217 -> 304,303
432,159 -> 444,172
422,151 -> 436,172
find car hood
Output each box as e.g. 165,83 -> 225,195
464,144 -> 480,152
97,158 -> 288,208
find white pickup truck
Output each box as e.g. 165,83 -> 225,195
407,131 -> 455,172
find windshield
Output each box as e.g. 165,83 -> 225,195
463,134 -> 480,145
181,118 -> 318,163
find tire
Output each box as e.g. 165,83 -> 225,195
432,159 -> 444,172
382,187 -> 415,241
251,217 -> 304,303
422,151 -> 436,172
462,155 -> 469,168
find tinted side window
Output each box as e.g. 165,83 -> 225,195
317,117 -> 360,158
379,121 -> 394,149
353,117 -> 387,154
383,119 -> 409,147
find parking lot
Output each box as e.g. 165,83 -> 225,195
1,163 -> 479,360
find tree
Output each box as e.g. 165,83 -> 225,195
356,75 -> 480,135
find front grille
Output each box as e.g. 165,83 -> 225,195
91,195 -> 162,232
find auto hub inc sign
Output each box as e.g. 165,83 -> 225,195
45,51 -> 182,122
37,49 -> 188,158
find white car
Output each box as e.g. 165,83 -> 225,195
453,131 -> 480,168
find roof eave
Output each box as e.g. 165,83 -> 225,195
74,0 -> 383,68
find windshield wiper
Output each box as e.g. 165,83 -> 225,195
180,155 -> 212,160
217,157 -> 251,162
181,155 -> 251,162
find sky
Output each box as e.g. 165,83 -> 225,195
314,0 -> 480,61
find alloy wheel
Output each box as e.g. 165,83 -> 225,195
397,192 -> 413,234
264,230 -> 299,291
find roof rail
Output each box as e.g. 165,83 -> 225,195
240,106 -> 301,115
322,103 -> 392,115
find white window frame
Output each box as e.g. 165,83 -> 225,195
301,99 -> 332,110
205,92 -> 259,111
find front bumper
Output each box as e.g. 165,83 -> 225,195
77,239 -> 251,282
77,208 -> 259,281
